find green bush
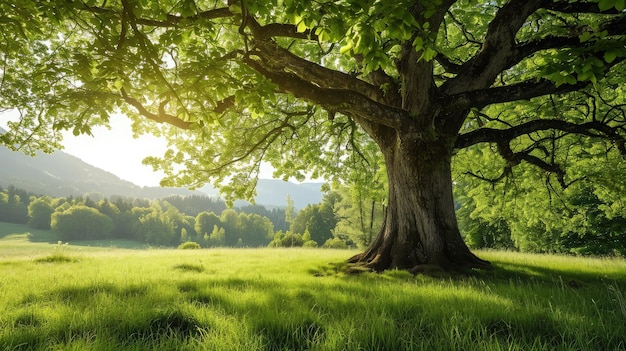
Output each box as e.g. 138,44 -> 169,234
323,237 -> 348,249
178,241 -> 201,250
303,240 -> 318,248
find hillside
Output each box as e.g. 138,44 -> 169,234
201,179 -> 324,209
0,144 -> 198,199
0,131 -> 323,207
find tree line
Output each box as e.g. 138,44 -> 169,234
0,185 -> 344,248
2,181 -> 625,255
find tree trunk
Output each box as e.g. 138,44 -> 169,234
349,129 -> 492,274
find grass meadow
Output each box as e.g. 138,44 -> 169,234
1,223 -> 626,350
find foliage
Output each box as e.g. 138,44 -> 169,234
177,241 -> 201,250
194,211 -> 222,240
162,195 -> 227,217
454,134 -> 626,255
26,196 -> 54,230
268,230 -> 305,248
322,237 -> 349,249
4,0 -> 623,198
1,185 -> 281,248
51,205 -> 115,241
291,193 -> 340,245
332,183 -> 386,248
0,186 -> 31,224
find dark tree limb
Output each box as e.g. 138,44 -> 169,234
435,53 -> 463,74
445,79 -> 588,112
242,55 -> 407,129
544,1 -> 623,14
251,40 -> 386,104
456,119 -> 626,155
496,141 -> 567,188
442,0 -> 546,95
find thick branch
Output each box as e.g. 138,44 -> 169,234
456,119 -> 626,153
442,0 -> 546,95
513,15 -> 626,67
243,56 -> 406,129
445,78 -> 588,112
435,53 -> 463,74
397,1 -> 455,116
251,40 -> 386,104
247,21 -> 316,40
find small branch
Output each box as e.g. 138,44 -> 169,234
497,141 -> 567,188
83,4 -> 233,27
120,88 -> 190,129
435,53 -> 463,74
544,1 -> 623,14
464,168 -> 511,187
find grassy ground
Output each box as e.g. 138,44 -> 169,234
0,224 -> 625,350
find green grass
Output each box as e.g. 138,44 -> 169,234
0,229 -> 625,350
0,222 -> 147,260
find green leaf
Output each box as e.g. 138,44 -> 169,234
598,0 -> 616,11
339,41 -> 353,54
604,50 -> 618,63
413,36 -> 424,50
228,4 -> 242,14
296,20 -> 308,33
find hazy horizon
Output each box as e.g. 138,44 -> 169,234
1,111 -> 282,187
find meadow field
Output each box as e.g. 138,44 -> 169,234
1,223 -> 625,350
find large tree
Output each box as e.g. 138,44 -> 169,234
2,0 -> 626,272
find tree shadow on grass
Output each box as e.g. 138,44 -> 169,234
4,255 -> 626,351
0,222 -> 55,242
476,259 -> 626,287
26,230 -> 56,243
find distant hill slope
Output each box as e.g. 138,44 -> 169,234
0,143 -> 198,199
1,133 -> 324,207
200,179 -> 325,209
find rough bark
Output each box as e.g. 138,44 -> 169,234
349,128 -> 492,274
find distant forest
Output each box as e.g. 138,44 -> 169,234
0,184 -> 290,247
3,182 -> 626,255
0,184 -> 348,249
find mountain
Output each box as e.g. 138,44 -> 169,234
0,132 -> 324,207
0,142 -> 198,199
199,179 -> 324,209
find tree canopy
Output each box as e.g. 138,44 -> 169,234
2,0 -> 625,272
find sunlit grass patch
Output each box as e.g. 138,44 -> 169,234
0,246 -> 625,350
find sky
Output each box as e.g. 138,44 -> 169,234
1,111 -> 278,187
60,114 -> 169,187
1,111 -> 168,186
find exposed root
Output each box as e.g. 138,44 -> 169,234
408,264 -> 450,277
348,252 -> 389,272
347,252 -> 364,264
348,249 -> 493,276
